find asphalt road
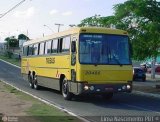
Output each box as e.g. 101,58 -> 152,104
0,60 -> 160,122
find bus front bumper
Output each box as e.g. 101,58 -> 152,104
69,81 -> 132,95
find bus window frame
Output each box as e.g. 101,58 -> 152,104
23,46 -> 29,56
45,40 -> 52,55
62,36 -> 71,54
28,45 -> 34,56
39,41 -> 45,56
33,43 -> 39,56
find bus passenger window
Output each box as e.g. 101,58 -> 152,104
28,45 -> 33,56
39,42 -> 45,55
62,36 -> 70,53
45,40 -> 52,54
33,44 -> 39,55
51,39 -> 58,53
23,46 -> 28,56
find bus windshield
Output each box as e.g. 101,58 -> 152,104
79,34 -> 131,65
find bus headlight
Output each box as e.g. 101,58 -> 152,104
84,85 -> 89,90
127,85 -> 131,89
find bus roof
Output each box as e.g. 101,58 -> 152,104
23,27 -> 128,46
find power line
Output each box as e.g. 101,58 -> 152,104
0,0 -> 26,19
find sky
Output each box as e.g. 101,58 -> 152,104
0,0 -> 127,42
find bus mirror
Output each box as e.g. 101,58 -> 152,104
71,41 -> 76,53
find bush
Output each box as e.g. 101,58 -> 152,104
6,51 -> 13,58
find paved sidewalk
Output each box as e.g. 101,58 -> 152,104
146,73 -> 160,80
133,76 -> 160,98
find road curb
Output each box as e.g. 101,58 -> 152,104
133,90 -> 160,99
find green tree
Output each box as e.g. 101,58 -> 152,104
78,15 -> 116,27
114,0 -> 160,59
18,34 -> 29,40
5,36 -> 19,49
114,0 -> 160,78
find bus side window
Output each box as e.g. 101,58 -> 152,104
28,45 -> 33,56
58,38 -> 63,53
33,43 -> 39,56
45,40 -> 52,54
62,36 -> 70,53
39,42 -> 45,55
23,46 -> 28,56
52,39 -> 58,53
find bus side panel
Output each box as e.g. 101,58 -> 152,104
21,55 -> 70,91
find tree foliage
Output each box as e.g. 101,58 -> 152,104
114,0 -> 160,60
78,14 -> 116,28
5,36 -> 19,48
18,34 -> 29,40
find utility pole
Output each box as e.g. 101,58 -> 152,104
55,23 -> 64,32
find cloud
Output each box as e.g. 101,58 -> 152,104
62,11 -> 73,16
49,9 -> 58,15
13,7 -> 35,18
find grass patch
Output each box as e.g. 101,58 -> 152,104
3,83 -> 37,102
0,113 -> 2,122
1,82 -> 82,122
0,55 -> 20,67
26,104 -> 80,122
3,84 -> 20,95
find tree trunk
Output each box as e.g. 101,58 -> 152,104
151,57 -> 156,79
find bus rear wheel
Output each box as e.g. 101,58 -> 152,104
28,75 -> 34,89
33,76 -> 39,90
62,78 -> 72,100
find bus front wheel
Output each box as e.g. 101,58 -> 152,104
62,78 -> 72,100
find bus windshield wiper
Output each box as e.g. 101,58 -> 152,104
113,55 -> 123,67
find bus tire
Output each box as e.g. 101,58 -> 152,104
102,93 -> 113,100
33,76 -> 39,90
28,75 -> 34,89
62,78 -> 72,100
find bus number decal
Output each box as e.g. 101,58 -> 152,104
46,58 -> 55,64
85,71 -> 100,75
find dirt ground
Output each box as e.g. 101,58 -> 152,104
0,82 -> 42,122
0,82 -> 32,116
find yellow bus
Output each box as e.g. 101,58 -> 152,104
21,27 -> 133,100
